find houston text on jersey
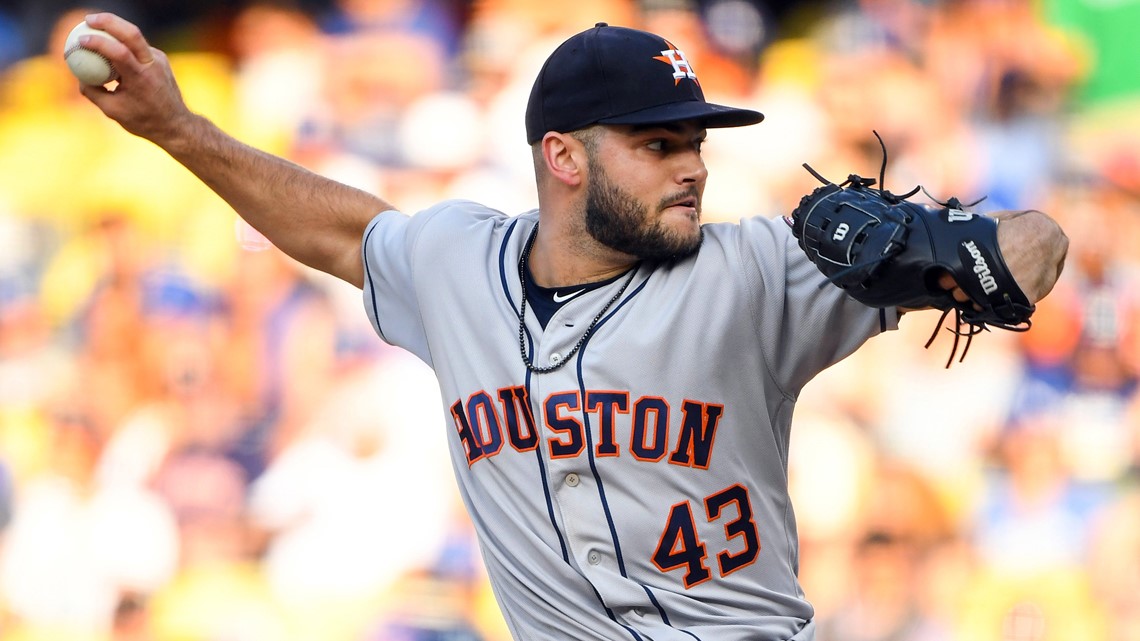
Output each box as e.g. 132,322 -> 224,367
449,386 -> 723,467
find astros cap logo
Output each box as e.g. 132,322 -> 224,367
653,40 -> 699,86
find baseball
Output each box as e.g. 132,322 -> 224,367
63,21 -> 119,86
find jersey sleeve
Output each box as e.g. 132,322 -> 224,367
360,200 -> 514,368
738,215 -> 898,396
360,208 -> 433,365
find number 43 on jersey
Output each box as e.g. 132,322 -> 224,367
652,483 -> 761,587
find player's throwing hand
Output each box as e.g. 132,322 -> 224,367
75,13 -> 191,146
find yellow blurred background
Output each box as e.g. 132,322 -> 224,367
0,0 -> 1138,639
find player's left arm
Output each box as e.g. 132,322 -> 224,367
935,209 -> 1068,309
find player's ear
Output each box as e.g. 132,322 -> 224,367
541,132 -> 585,187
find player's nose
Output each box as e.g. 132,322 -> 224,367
677,153 -> 707,185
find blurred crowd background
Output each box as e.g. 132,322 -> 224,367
0,0 -> 1138,639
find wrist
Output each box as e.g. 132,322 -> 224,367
154,111 -> 211,157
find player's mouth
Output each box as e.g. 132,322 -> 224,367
662,195 -> 700,215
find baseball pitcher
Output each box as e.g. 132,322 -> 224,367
78,15 -> 1068,641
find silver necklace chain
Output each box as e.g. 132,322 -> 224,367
517,224 -> 638,374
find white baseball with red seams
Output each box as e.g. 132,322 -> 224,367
63,21 -> 120,86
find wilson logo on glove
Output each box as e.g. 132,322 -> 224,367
947,209 -> 974,222
962,241 -> 999,295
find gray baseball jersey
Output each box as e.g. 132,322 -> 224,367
361,201 -> 895,641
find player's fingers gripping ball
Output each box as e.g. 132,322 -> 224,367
787,136 -> 1035,366
63,21 -> 120,86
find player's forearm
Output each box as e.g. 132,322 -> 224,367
160,113 -> 387,288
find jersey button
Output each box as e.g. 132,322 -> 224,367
550,352 -> 562,364
587,551 -> 601,565
565,473 -> 580,487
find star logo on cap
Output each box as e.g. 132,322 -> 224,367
653,40 -> 699,86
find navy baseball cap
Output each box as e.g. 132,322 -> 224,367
525,23 -> 764,145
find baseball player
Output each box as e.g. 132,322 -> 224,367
79,14 -> 1068,641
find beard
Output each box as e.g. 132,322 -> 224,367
584,163 -> 703,261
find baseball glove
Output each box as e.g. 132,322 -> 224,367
787,139 -> 1035,366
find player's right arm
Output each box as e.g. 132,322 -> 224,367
76,12 -> 384,289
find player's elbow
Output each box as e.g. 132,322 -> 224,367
327,245 -> 366,289
1001,208 -> 1068,304
1038,211 -> 1069,302
282,235 -> 365,289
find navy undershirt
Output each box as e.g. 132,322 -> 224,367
523,267 -> 628,329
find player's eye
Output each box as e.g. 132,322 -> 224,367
644,136 -> 704,154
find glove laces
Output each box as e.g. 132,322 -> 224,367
804,131 -> 920,291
